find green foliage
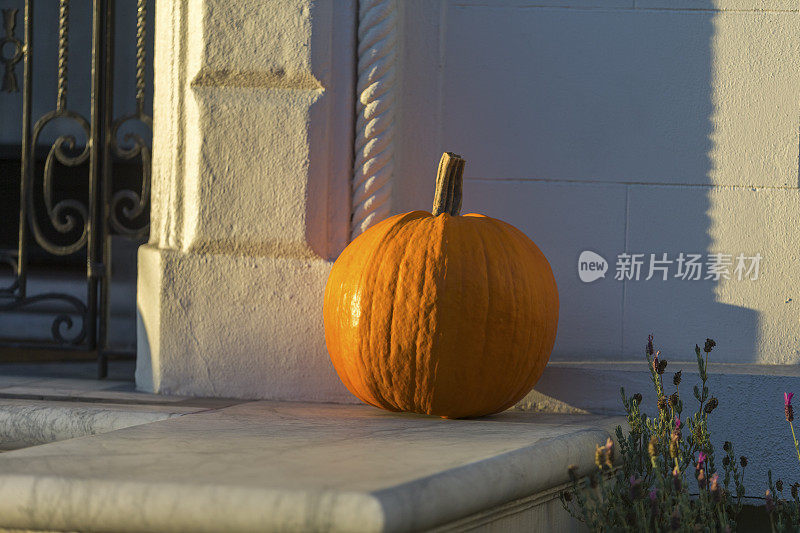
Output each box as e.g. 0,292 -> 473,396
560,337 -> 747,532
764,470 -> 800,532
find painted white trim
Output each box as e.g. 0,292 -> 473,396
351,0 -> 397,239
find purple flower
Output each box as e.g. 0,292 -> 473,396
696,451 -> 707,468
649,487 -> 658,502
786,393 -> 795,422
647,334 -> 654,356
675,416 -> 681,431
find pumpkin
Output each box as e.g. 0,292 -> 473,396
323,153 -> 559,418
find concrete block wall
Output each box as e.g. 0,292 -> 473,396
395,0 -> 800,365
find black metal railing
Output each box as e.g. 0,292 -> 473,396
0,0 -> 152,377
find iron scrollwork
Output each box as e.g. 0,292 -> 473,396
26,0 -> 91,256
109,0 -> 151,237
0,293 -> 88,345
0,8 -> 22,93
28,111 -> 92,256
109,117 -> 151,237
0,0 -> 91,346
1,0 -> 152,363
27,109 -> 91,255
0,254 -> 19,296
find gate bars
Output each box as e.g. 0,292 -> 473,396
0,0 -> 151,377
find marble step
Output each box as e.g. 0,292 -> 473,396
0,399 -> 621,532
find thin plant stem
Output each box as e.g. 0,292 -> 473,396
790,420 -> 800,466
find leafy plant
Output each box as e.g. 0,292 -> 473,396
561,336 -> 747,531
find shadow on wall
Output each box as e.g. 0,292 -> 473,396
438,3 -> 758,362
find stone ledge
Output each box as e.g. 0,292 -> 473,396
0,399 -> 198,451
0,400 -> 622,532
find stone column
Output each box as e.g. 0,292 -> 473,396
136,0 -> 356,400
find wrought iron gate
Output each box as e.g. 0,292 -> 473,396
0,0 -> 151,377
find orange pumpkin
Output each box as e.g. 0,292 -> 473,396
324,153 -> 559,418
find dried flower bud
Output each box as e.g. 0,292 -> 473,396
723,441 -> 731,452
633,393 -> 643,405
562,491 -> 572,502
671,508 -> 681,530
787,404 -> 794,422
648,436 -> 658,458
657,358 -> 668,375
697,468 -> 707,490
777,479 -> 784,492
673,370 -> 682,387
740,456 -> 748,468
647,334 -> 654,356
594,445 -> 604,468
704,397 -> 719,414
658,396 -> 669,411
704,338 -> 716,353
669,392 -> 679,408
791,483 -> 798,500
722,455 -> 730,467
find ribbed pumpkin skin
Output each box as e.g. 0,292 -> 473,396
323,211 -> 559,418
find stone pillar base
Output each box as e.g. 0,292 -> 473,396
136,244 -> 354,402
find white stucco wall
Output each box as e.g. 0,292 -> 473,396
140,0 -> 800,395
395,0 -> 800,365
139,0 -> 800,490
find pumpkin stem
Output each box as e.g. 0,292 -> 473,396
432,152 -> 465,216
